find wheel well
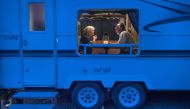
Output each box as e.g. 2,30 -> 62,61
113,81 -> 148,92
70,81 -> 105,91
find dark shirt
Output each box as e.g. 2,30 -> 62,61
80,35 -> 93,53
80,35 -> 92,44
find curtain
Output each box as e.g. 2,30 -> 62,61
127,10 -> 139,33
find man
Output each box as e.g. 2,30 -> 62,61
115,23 -> 133,53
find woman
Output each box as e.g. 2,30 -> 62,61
80,26 -> 97,54
80,26 -> 97,44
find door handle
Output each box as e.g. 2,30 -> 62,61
23,40 -> 28,46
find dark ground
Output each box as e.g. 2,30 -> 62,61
62,92 -> 190,109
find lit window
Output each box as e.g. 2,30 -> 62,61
78,10 -> 139,55
29,3 -> 45,31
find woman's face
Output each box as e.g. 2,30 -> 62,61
87,28 -> 95,37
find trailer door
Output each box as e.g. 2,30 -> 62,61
21,0 -> 56,87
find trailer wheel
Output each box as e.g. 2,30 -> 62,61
72,82 -> 105,109
112,83 -> 146,109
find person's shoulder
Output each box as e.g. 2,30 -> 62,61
121,31 -> 128,34
120,31 -> 129,36
81,35 -> 88,39
80,35 -> 87,42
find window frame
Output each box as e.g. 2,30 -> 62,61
77,9 -> 140,57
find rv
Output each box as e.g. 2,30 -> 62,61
0,0 -> 190,109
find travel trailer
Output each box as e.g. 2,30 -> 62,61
0,0 -> 190,109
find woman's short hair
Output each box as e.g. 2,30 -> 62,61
83,26 -> 95,35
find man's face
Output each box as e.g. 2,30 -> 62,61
115,24 -> 121,35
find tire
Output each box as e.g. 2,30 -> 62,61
72,82 -> 105,109
112,83 -> 146,109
